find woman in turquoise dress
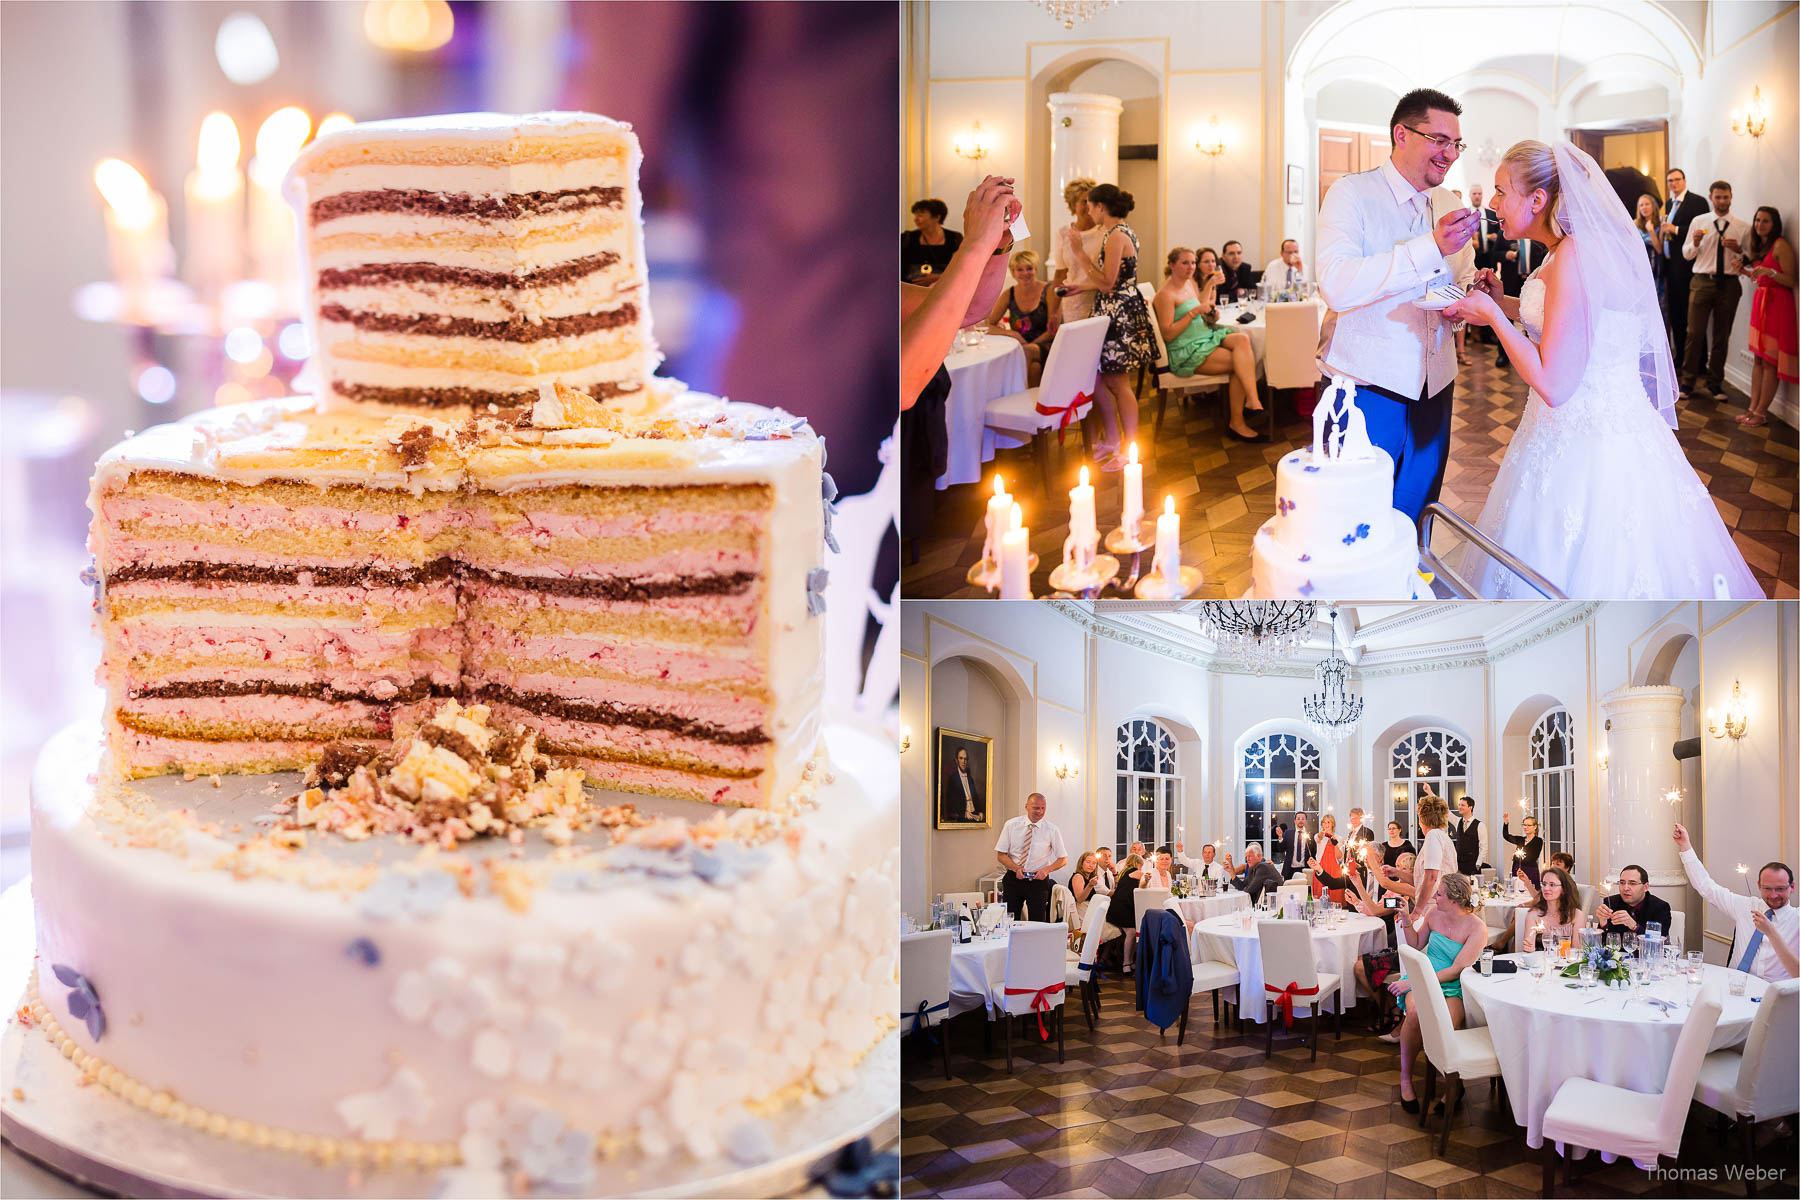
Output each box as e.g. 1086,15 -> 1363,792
1151,246 -> 1265,442
1384,872 -> 1488,1113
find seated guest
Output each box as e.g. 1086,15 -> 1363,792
1175,839 -> 1229,887
1387,874 -> 1488,1101
1547,851 -> 1575,876
1598,863 -> 1673,936
1139,850 -> 1174,890
1217,239 -> 1260,301
1521,865 -> 1583,952
983,249 -> 1059,386
901,197 -> 961,284
1068,850 -> 1102,929
1094,846 -> 1117,894
1105,853 -> 1145,973
1225,844 -> 1284,904
1262,238 -> 1306,289
1502,811 -> 1544,888
1129,840 -> 1148,861
1154,246 -> 1263,442
1339,842 -> 1403,1033
1379,851 -> 1420,902
1674,823 -> 1798,981
1381,821 -> 1416,869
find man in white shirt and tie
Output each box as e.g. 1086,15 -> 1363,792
1315,88 -> 1478,522
1262,239 -> 1306,289
1175,840 -> 1229,887
1673,823 -> 1799,982
1679,180 -> 1752,399
995,792 -> 1068,922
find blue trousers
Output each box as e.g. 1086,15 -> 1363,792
1344,380 -> 1454,523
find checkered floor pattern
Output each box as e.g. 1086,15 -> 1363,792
901,342 -> 1798,598
899,977 -> 1796,1199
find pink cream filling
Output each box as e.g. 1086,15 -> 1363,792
110,623 -> 458,669
117,694 -> 437,728
485,705 -> 772,774
462,622 -> 759,686
104,580 -> 455,612
579,758 -> 769,808
466,667 -> 766,727
111,728 -> 379,771
465,508 -> 757,539
473,547 -> 760,577
462,580 -> 762,631
100,497 -> 463,540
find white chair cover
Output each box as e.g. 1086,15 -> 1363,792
1694,977 -> 1799,1122
1262,300 -> 1323,391
1577,884 -> 1599,916
1667,909 -> 1686,949
1255,919 -> 1340,1022
900,930 -> 953,1035
997,922 -> 1068,1022
982,314 -> 1109,439
1134,887 -> 1173,931
1049,883 -> 1075,925
1397,942 -> 1500,1080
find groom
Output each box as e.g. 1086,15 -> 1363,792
1316,88 -> 1477,522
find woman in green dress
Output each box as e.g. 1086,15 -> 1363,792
1384,872 -> 1488,1112
1152,247 -> 1265,442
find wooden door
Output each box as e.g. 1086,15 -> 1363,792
1318,129 -> 1392,206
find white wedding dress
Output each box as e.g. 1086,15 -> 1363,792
1458,256 -> 1764,599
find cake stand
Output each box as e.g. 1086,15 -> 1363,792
1,720 -> 901,1199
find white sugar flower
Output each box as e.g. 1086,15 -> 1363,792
335,1067 -> 429,1141
566,933 -> 627,991
391,956 -> 497,1040
506,943 -> 567,994
554,1033 -> 614,1090
515,1010 -> 567,1082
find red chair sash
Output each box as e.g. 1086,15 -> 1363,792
1003,982 -> 1066,1039
1265,979 -> 1320,1028
1034,392 -> 1091,443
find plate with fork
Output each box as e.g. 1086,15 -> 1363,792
1413,283 -> 1466,311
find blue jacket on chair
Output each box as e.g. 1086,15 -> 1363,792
1134,909 -> 1193,1030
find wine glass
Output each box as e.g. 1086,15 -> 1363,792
1579,961 -> 1597,989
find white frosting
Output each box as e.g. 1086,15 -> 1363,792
1268,448 -> 1399,559
1252,510 -> 1425,600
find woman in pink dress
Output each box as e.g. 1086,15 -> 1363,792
1741,205 -> 1796,428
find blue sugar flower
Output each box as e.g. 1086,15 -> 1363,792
1342,532 -> 1356,545
1302,464 -> 1320,473
745,415 -> 808,441
345,938 -> 381,967
1356,523 -> 1371,540
359,868 -> 457,920
806,567 -> 830,616
52,964 -> 105,1041
1298,582 -> 1314,597
1299,554 -> 1311,563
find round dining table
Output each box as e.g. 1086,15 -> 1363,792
1190,912 -> 1387,1024
946,930 -> 1013,1016
1459,956 -> 1766,1162
935,335 -> 1028,490
1167,891 -> 1250,925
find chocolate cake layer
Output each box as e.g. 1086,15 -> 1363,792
106,560 -> 459,588
310,187 -> 623,224
333,381 -> 638,409
463,567 -> 758,601
474,687 -> 771,747
317,254 -> 620,293
130,680 -> 455,704
318,304 -> 638,342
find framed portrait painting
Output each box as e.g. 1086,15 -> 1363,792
935,728 -> 993,829
1286,163 -> 1304,206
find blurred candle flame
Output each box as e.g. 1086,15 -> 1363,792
94,159 -> 155,228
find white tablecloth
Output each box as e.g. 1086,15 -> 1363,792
1460,958 -> 1764,1157
1191,912 -> 1387,1023
1480,896 -> 1525,931
1210,305 -> 1267,365
947,934 -> 1012,1016
1168,892 -> 1250,925
936,337 -> 1028,490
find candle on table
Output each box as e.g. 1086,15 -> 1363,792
1152,495 -> 1181,590
247,106 -> 311,311
184,112 -> 243,313
999,502 -> 1030,599
983,474 -> 1011,566
1121,442 -> 1143,533
94,159 -> 172,318
1069,465 -> 1096,545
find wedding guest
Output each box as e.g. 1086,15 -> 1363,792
1501,810 -> 1544,887
901,198 -> 961,284
1308,814 -> 1346,904
1449,191 -> 1475,365
993,791 -> 1067,923
1381,851 -> 1420,901
1634,193 -> 1664,302
1271,822 -> 1291,873
1522,865 -> 1583,952
1289,813 -> 1319,880
1262,238 -> 1306,288
1598,863 -> 1673,936
1386,874 -> 1487,1097
1050,176 -> 1102,323
1105,853 -> 1145,972
984,249 -> 1060,386
1154,246 -> 1263,440
1381,821 -> 1417,869
1674,823 -> 1798,981
1062,183 -> 1154,468
1741,205 -> 1795,428
1129,840 -> 1148,861
1175,840 -> 1229,887
1340,842 -> 1402,1032
1226,844 -> 1285,904
1470,184 -> 1506,358
1068,850 -> 1102,929
1094,846 -> 1117,894
1660,168 -> 1709,365
1547,851 -> 1575,876
1344,807 -> 1374,844
1217,240 -> 1260,301
1681,179 -> 1752,400
1448,794 -> 1484,877
1410,793 -> 1456,933
1140,850 -> 1175,890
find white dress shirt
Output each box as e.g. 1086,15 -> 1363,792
1263,257 -> 1307,287
1316,159 -> 1471,400
1449,816 -> 1485,867
1679,849 -> 1798,982
1682,211 -> 1753,277
1178,852 -> 1228,885
994,816 -> 1067,877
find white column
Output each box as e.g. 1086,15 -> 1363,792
1600,685 -> 1688,895
1047,92 -> 1123,260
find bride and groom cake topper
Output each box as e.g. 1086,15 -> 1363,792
1314,87 -> 1760,599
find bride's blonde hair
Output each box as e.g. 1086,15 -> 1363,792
1501,140 -> 1572,235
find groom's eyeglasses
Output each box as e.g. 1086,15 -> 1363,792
1400,125 -> 1467,154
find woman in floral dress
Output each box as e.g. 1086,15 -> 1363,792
1065,182 -> 1154,468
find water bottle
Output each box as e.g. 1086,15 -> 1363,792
957,903 -> 973,944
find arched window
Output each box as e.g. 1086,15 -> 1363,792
1385,728 -> 1470,841
1115,719 -> 1181,857
1241,732 -> 1323,860
1524,708 -> 1576,861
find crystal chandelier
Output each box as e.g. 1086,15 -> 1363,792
1035,0 -> 1117,30
1197,601 -> 1316,675
1302,608 -> 1363,745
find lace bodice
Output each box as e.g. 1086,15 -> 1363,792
1515,267 -> 1660,425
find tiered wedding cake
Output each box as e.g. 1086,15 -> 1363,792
1251,376 -> 1430,600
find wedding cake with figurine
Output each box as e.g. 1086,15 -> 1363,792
1250,375 -> 1430,600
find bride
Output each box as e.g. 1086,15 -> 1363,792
1443,140 -> 1763,599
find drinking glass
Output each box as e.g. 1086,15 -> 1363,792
1728,972 -> 1749,997
1645,921 -> 1662,940
1687,950 -> 1705,979
1579,962 -> 1597,989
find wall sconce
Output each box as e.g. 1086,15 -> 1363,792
953,122 -> 990,161
900,726 -> 912,754
1732,88 -> 1768,138
1052,744 -> 1079,780
1708,680 -> 1749,739
1195,115 -> 1226,156
1597,717 -> 1610,769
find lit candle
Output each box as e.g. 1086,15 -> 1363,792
1070,465 -> 1097,545
247,106 -> 310,311
315,112 -> 355,140
1152,495 -> 1181,591
1000,502 -> 1030,599
184,113 -> 244,311
983,474 -> 1011,567
94,159 -> 172,318
1121,442 -> 1143,533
